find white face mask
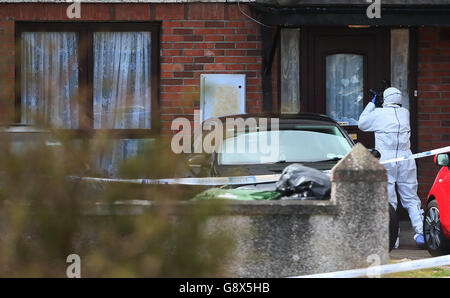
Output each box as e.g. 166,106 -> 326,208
383,102 -> 401,108
384,95 -> 402,105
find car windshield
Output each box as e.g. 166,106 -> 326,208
219,125 -> 352,165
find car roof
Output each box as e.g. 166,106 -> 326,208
211,113 -> 340,125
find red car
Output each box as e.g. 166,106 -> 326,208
424,153 -> 450,256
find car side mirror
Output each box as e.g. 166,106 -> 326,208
435,153 -> 449,166
369,148 -> 381,160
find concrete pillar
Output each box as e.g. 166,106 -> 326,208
330,142 -> 389,270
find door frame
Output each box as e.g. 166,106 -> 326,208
276,26 -> 418,150
409,27 -> 419,153
300,26 -> 391,115
299,27 -> 390,148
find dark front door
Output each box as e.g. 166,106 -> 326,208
301,27 -> 390,148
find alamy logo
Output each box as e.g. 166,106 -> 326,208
171,110 -> 280,162
66,0 -> 81,19
366,0 -> 381,19
366,254 -> 381,278
66,254 -> 81,278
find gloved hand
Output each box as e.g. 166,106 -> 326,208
371,94 -> 384,107
371,95 -> 377,104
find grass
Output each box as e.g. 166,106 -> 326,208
385,263 -> 450,278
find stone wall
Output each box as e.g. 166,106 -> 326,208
219,143 -> 389,277
96,143 -> 389,277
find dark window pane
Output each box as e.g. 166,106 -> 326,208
95,138 -> 155,177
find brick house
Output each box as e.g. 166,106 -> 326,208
0,0 -> 449,204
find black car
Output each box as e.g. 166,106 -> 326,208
176,112 -> 397,251
176,113 -> 356,180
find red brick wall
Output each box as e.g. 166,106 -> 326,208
3,3 -> 448,200
417,27 -> 450,199
0,3 -> 275,134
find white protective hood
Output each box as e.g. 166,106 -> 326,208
383,87 -> 402,106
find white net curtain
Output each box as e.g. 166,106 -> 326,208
93,32 -> 152,129
21,31 -> 153,177
326,54 -> 364,126
21,32 -> 79,128
93,32 -> 152,176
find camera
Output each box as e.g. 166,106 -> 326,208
369,79 -> 391,108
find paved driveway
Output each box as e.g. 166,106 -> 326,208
390,221 -> 430,260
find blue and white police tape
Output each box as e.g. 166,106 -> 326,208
290,254 -> 450,278
71,145 -> 450,186
70,174 -> 282,186
380,145 -> 450,165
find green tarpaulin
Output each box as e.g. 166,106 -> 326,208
192,188 -> 282,201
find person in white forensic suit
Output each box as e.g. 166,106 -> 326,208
358,87 -> 425,248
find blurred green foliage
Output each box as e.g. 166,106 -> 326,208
0,130 -> 234,277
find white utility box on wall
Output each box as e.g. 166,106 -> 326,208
200,74 -> 246,121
